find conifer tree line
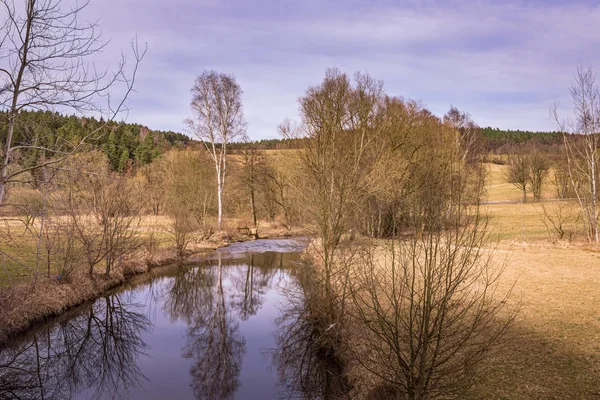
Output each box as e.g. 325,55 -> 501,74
0,110 -> 190,175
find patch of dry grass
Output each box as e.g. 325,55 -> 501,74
484,163 -> 559,203
466,244 -> 600,399
485,201 -> 583,243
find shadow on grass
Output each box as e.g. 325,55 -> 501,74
466,322 -> 600,399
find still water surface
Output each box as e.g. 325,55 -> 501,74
0,239 -> 332,400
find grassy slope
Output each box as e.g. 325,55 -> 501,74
467,164 -> 600,399
483,162 -> 559,203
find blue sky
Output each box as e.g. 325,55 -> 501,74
84,0 -> 600,140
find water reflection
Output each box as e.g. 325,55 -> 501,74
182,259 -> 246,400
0,242 -> 346,399
271,267 -> 348,400
0,293 -> 150,399
167,254 -> 284,400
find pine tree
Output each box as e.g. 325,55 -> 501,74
118,148 -> 130,173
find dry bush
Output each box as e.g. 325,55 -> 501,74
345,211 -> 515,399
161,150 -> 216,229
58,151 -> 143,277
43,220 -> 85,283
538,201 -> 580,242
167,210 -> 200,257
506,154 -> 530,203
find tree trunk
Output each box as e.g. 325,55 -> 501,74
250,187 -> 257,228
217,168 -> 223,230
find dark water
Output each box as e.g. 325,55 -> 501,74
0,239 -> 344,400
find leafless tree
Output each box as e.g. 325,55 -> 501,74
287,69 -> 384,323
552,66 -> 600,242
186,71 -> 247,230
161,149 -> 215,230
167,208 -> 199,257
262,154 -> 296,229
506,153 -> 530,202
0,0 -> 146,205
529,149 -> 550,201
58,152 -> 142,277
347,201 -> 515,399
443,106 -> 483,164
239,147 -> 265,229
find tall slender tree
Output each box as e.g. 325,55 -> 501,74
186,71 -> 247,229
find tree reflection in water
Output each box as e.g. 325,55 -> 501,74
181,257 -> 246,400
0,293 -> 150,400
167,253 -> 282,400
272,267 -> 348,400
0,248 -> 314,400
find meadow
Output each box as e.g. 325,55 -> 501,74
465,163 -> 600,399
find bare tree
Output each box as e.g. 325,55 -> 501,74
162,149 -> 215,230
347,190 -> 515,399
186,71 -> 247,230
288,69 -> 384,322
529,149 -> 550,202
506,153 -> 530,202
58,151 -> 142,277
0,0 -> 145,204
168,208 -> 199,258
443,106 -> 483,164
552,66 -> 600,242
239,147 -> 264,229
262,155 -> 297,229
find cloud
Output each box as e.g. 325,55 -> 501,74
79,0 -> 600,138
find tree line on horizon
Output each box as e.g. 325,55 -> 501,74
0,109 -> 569,172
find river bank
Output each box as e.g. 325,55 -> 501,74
0,227 -> 304,347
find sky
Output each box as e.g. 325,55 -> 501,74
82,0 -> 600,140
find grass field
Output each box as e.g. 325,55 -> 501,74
483,162 -> 560,203
468,163 -> 600,398
467,243 -> 600,399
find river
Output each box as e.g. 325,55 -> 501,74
0,239 -> 345,400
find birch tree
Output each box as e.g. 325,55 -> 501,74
443,106 -> 482,164
186,71 -> 246,229
0,0 -> 145,204
552,66 -> 600,242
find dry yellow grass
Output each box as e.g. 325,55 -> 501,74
467,243 -> 600,399
484,163 -> 559,203
485,201 -> 583,243
473,175 -> 600,398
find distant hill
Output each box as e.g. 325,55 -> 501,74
481,127 -> 562,151
0,110 -> 191,172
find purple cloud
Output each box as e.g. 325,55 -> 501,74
81,0 -> 600,138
